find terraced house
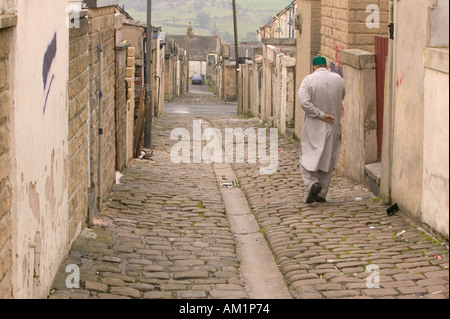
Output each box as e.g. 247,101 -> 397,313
0,0 -> 448,300
238,0 -> 449,241
0,0 -> 175,298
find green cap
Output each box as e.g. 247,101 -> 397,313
312,56 -> 327,66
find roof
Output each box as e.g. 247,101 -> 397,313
123,19 -> 146,28
115,5 -> 134,20
230,42 -> 262,60
259,1 -> 296,30
167,34 -> 221,61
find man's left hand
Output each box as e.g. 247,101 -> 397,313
322,114 -> 336,124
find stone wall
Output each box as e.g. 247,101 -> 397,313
0,0 -> 139,298
121,23 -> 145,117
115,42 -> 130,172
126,46 -> 136,165
239,41 -> 296,137
249,57 -> 263,118
68,2 -> 131,235
279,56 -> 296,136
341,49 -> 378,185
0,15 -> 16,299
164,53 -> 173,102
256,42 -> 296,135
164,40 -> 186,102
68,9 -> 89,243
319,0 -> 388,175
87,4 -> 117,208
211,60 -> 224,100
224,61 -> 237,102
294,0 -> 321,140
240,61 -> 251,114
321,0 -> 389,69
153,35 -> 165,118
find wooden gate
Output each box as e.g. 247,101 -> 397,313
375,36 -> 389,160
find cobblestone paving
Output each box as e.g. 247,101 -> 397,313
49,114 -> 248,299
49,102 -> 449,300
209,115 -> 449,299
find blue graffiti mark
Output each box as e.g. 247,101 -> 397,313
42,33 -> 57,113
330,61 -> 344,78
43,75 -> 55,114
43,33 -> 57,90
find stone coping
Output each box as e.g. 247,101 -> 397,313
84,0 -> 118,9
0,15 -> 17,29
262,38 -> 296,46
341,49 -> 376,70
424,47 -> 449,74
116,42 -> 131,51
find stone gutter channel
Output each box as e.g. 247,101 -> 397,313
201,119 -> 293,299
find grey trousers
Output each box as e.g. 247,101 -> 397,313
299,164 -> 333,198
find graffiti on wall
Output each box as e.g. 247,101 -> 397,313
330,62 -> 344,79
331,44 -> 345,120
43,33 -> 57,114
330,44 -> 344,79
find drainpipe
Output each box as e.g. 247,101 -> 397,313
381,0 -> 395,203
29,231 -> 41,299
290,0 -> 294,39
114,29 -> 119,172
98,43 -> 104,213
144,0 -> 153,148
87,30 -> 92,189
232,0 -> 239,110
87,26 -> 97,224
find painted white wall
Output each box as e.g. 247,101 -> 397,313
189,60 -> 207,77
10,0 -> 69,298
389,0 -> 449,239
390,0 -> 434,220
422,48 -> 449,239
429,0 -> 449,47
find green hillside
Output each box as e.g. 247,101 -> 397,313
118,0 -> 292,43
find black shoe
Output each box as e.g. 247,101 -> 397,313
306,183 -> 322,203
316,196 -> 326,203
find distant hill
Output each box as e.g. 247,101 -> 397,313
118,0 -> 292,43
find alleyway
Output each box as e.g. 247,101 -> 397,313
48,87 -> 449,301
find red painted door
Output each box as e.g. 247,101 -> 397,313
375,37 -> 389,160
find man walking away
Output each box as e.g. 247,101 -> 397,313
298,56 -> 346,203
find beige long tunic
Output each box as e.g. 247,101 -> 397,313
298,68 -> 346,173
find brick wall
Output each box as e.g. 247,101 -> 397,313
0,18 -> 14,299
68,10 -> 89,242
